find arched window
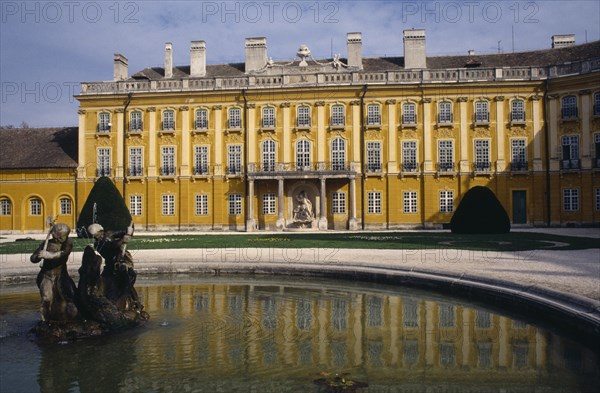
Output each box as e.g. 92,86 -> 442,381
331,138 -> 346,170
59,197 -> 72,215
29,198 -> 42,216
296,140 -> 311,170
0,198 -> 11,216
262,140 -> 276,172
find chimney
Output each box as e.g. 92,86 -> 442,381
552,34 -> 575,48
165,42 -> 173,78
347,32 -> 363,69
190,40 -> 206,77
113,53 -> 128,81
403,29 -> 426,69
245,37 -> 267,73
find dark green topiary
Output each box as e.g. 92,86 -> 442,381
450,186 -> 510,234
76,177 -> 131,237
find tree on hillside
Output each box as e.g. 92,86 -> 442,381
76,177 -> 132,237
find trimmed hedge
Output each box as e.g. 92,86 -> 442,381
450,186 -> 510,234
76,177 -> 131,237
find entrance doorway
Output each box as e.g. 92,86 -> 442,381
512,190 -> 527,224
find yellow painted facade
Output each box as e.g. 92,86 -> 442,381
1,34 -> 599,232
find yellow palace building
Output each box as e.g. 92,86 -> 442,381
1,30 -> 600,233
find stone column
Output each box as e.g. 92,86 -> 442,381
147,107 -> 157,177
276,177 -> 285,230
180,106 -> 190,176
115,108 -> 124,178
246,179 -> 256,231
349,176 -> 359,230
495,96 -> 506,172
318,177 -> 328,230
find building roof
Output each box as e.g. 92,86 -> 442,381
0,127 -> 78,169
130,41 -> 600,80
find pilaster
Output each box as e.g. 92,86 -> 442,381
282,103 -> 291,163
316,101 -> 326,165
532,95 -> 543,171
387,99 -> 398,173
422,98 -> 433,172
115,109 -> 124,178
147,107 -> 157,177
495,96 -> 506,171
180,106 -> 190,176
459,97 -> 469,173
213,105 -> 223,176
77,109 -> 87,178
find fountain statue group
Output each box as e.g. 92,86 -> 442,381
29,220 -> 148,341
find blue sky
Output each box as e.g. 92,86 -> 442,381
1,0 -> 599,127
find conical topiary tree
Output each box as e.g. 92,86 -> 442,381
76,177 -> 132,237
450,186 -> 510,234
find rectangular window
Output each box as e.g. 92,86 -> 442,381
195,109 -> 208,129
129,147 -> 143,176
162,110 -> 175,130
227,145 -> 242,174
596,188 -> 600,211
262,193 -> 276,215
561,135 -> 580,169
228,108 -> 241,129
262,107 -> 275,128
402,141 -> 417,172
595,134 -> 600,168
331,138 -> 346,170
402,103 -> 416,124
511,100 -> 525,122
229,194 -> 242,215
367,191 -> 382,214
438,140 -> 454,171
403,299 -> 419,327
59,198 -> 71,215
403,191 -> 417,213
262,140 -> 276,172
440,303 -> 455,327
366,141 -> 381,172
296,140 -> 311,169
130,195 -> 142,216
562,96 -> 578,119
331,105 -> 345,126
30,199 -> 41,215
162,194 -> 175,216
367,104 -> 381,125
563,189 -> 579,211
195,194 -> 208,216
0,199 -> 11,215
474,140 -> 491,171
297,106 -> 310,127
98,112 -> 110,132
97,148 -> 111,177
130,111 -> 142,131
161,146 -> 176,176
440,190 -> 454,213
438,101 -> 452,123
511,139 -> 527,171
475,101 -> 489,123
332,192 -> 346,214
194,146 -> 209,175
595,93 -> 600,116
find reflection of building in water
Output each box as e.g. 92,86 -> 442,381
135,282 -> 597,389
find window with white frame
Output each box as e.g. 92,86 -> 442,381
194,145 -> 209,175
97,148 -> 111,177
129,147 -> 143,176
262,193 -> 276,215
332,192 -> 346,214
130,195 -> 142,216
367,191 -> 382,214
366,141 -> 381,172
511,139 -> 527,171
440,303 -> 455,327
262,140 -> 276,171
438,140 -> 454,171
438,101 -> 452,123
195,109 -> 208,129
439,190 -> 454,213
228,108 -> 241,129
403,299 -> 419,327
0,199 -> 11,215
227,145 -> 242,174
595,188 -> 600,211
297,106 -> 310,127
30,198 -> 42,215
296,140 -> 311,169
98,112 -> 110,132
475,101 -> 489,123
195,194 -> 208,216
511,100 -> 525,122
403,191 -> 417,213
402,102 -> 416,124
367,104 -> 381,125
562,95 -> 578,119
561,135 -> 579,169
331,105 -> 344,126
59,197 -> 71,215
563,189 -> 579,211
474,140 -> 491,171
162,110 -> 175,130
162,194 -> 175,216
594,93 -> 600,116
161,146 -> 176,176
262,107 -> 275,128
228,194 -> 242,215
130,111 -> 142,131
331,137 -> 346,170
402,141 -> 417,172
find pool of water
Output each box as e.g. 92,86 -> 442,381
1,274 -> 598,393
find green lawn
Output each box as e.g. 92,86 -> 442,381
1,232 -> 597,255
